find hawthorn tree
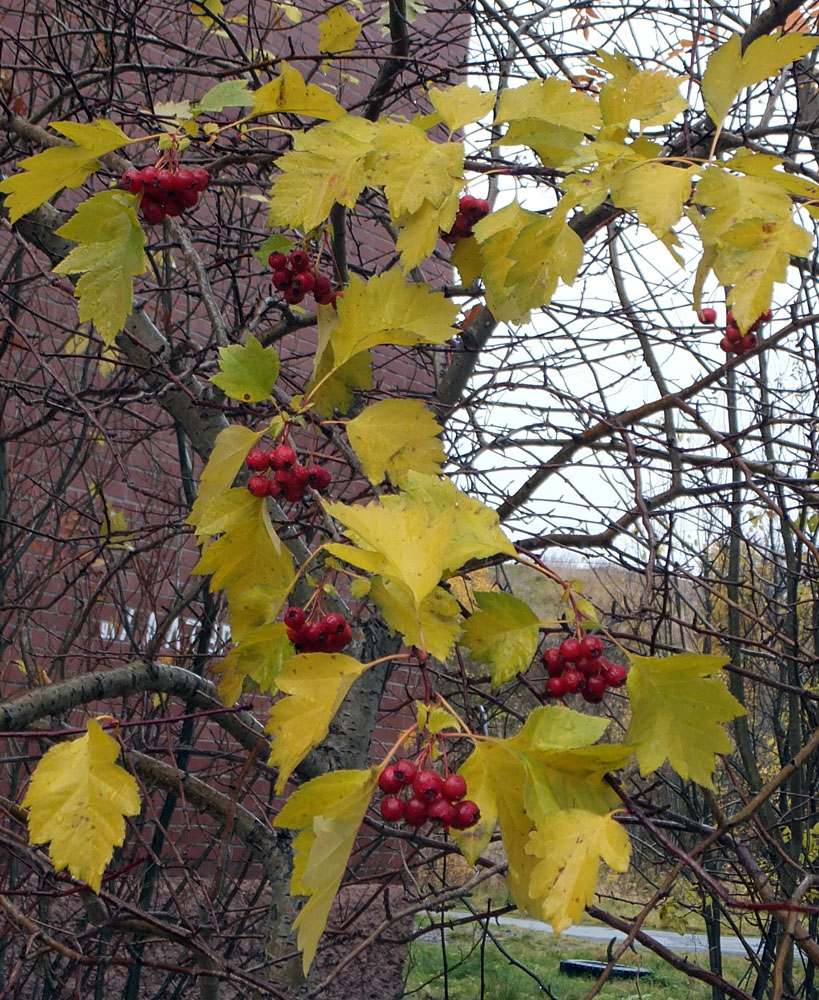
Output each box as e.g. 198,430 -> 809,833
4,1 -> 819,999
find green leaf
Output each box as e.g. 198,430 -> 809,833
327,270 -> 457,369
252,61 -> 345,121
253,233 -> 293,264
370,577 -> 462,661
266,653 -> 372,792
53,191 -> 146,346
210,335 -> 280,403
0,119 -> 130,223
527,810 -> 631,934
702,33 -> 819,126
625,652 -> 745,789
460,591 -> 540,686
211,621 -> 292,705
318,5 -> 361,54
268,114 -> 376,231
23,719 -> 141,893
274,768 -> 378,972
346,398 -> 445,485
429,83 -> 496,132
192,79 -> 254,114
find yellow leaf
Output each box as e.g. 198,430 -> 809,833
370,577 -> 462,660
625,652 -> 745,789
274,768 -> 378,972
0,119 -> 130,223
611,161 -> 694,243
53,191 -> 146,346
702,32 -> 819,126
253,62 -> 344,120
187,423 -> 271,537
327,270 -> 457,369
346,398 -> 445,485
526,810 -> 631,933
266,653 -> 371,792
191,0 -> 222,26
395,195 -> 459,270
592,50 -> 686,127
451,235 -> 482,285
23,719 -> 140,893
268,114 -> 376,231
212,621 -> 292,704
460,591 -> 540,686
318,5 -> 361,54
100,504 -> 134,551
416,702 -> 461,734
193,489 -> 294,639
429,83 -> 495,131
496,78 -> 600,133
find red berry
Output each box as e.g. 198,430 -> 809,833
380,796 -> 405,822
191,167 -> 210,192
559,638 -> 582,662
579,635 -> 604,659
393,759 -> 416,785
289,249 -> 311,272
272,268 -> 292,290
378,766 -> 402,795
719,336 -> 733,353
284,485 -> 304,503
576,656 -> 601,678
284,286 -> 305,305
441,774 -> 467,803
546,675 -> 566,698
586,673 -> 607,697
428,797 -> 456,827
459,194 -> 480,214
761,309 -> 773,322
404,796 -> 428,826
306,464 -> 331,490
698,307 -> 717,324
331,291 -> 342,308
452,800 -> 480,830
164,195 -> 184,217
334,623 -> 352,649
603,662 -> 628,688
268,252 -> 288,270
323,612 -> 346,634
156,169 -> 175,193
179,188 -> 199,209
271,445 -> 296,469
740,332 -> 758,351
726,309 -> 734,326
275,469 -> 294,488
291,464 -> 310,487
140,199 -> 166,224
542,647 -> 565,677
266,478 -> 282,498
725,324 -> 742,343
139,165 -> 160,188
292,271 -> 315,296
581,689 -> 604,704
122,169 -> 143,193
284,606 -> 305,628
562,668 -> 583,694
314,274 -> 332,298
245,448 -> 269,472
413,768 -> 443,800
247,475 -> 269,497
287,626 -> 305,644
173,168 -> 196,191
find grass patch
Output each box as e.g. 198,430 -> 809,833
405,925 -> 754,1000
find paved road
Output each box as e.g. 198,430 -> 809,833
430,911 -> 762,959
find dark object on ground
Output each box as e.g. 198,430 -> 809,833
560,959 -> 652,980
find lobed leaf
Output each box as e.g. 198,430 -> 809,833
346,398 -> 445,485
460,591 -> 541,686
210,334 -> 280,403
318,5 -> 361,54
212,621 -> 292,705
252,61 -> 345,120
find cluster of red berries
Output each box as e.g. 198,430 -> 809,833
269,249 -> 340,307
441,194 -> 490,244
284,606 -> 352,653
377,760 -> 480,830
542,635 -> 627,704
698,306 -> 772,356
122,165 -> 209,225
720,308 -> 771,356
246,445 -> 331,503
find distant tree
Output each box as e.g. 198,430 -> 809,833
3,2 -> 819,999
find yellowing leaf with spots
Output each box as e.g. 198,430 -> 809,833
0,119 -> 130,223
527,810 -> 631,933
702,32 -> 819,126
318,5 -> 361,54
23,719 -> 140,893
460,591 -> 540,686
252,61 -> 344,120
373,122 -> 464,220
53,191 -> 147,346
453,707 -> 630,916
370,577 -> 462,660
327,270 -> 457,369
267,653 -> 372,792
210,334 -> 280,403
626,652 -> 744,789
429,83 -> 495,131
275,768 -> 377,972
495,77 -> 601,134
268,115 -> 376,232
212,622 -> 293,705
346,398 -> 445,485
